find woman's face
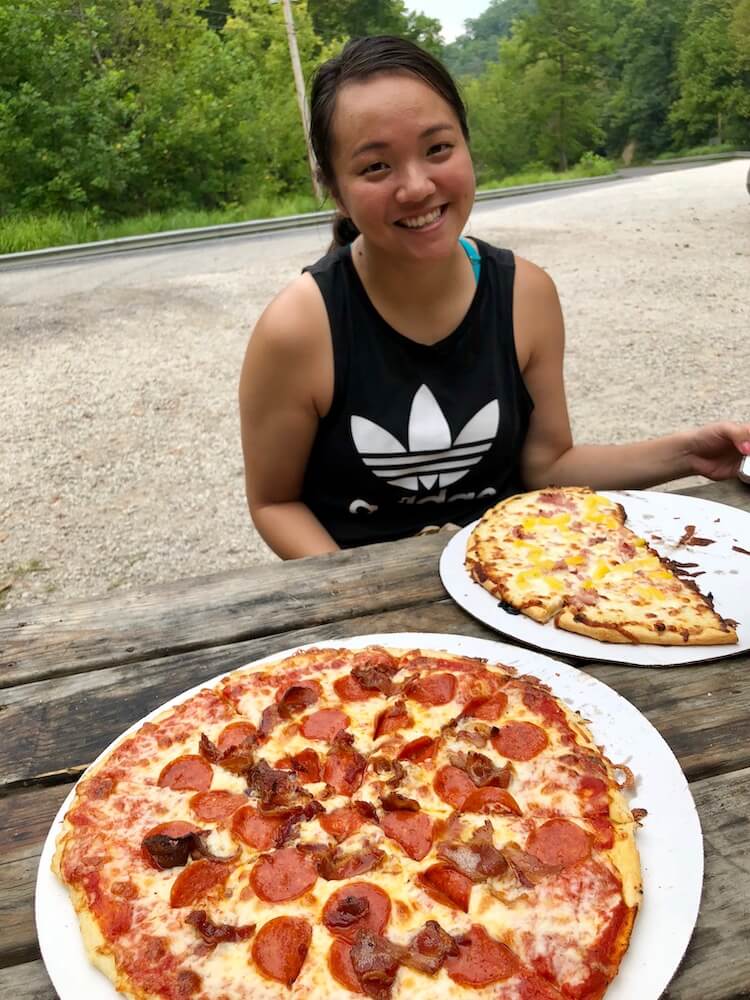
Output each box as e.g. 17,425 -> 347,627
328,72 -> 475,262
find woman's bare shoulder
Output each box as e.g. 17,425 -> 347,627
513,254 -> 559,298
251,272 -> 330,361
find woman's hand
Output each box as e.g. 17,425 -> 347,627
684,422 -> 750,481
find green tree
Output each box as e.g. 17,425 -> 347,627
443,0 -> 535,77
0,1 -> 140,214
512,0 -> 606,169
669,0 -> 749,146
307,0 -> 442,53
603,0 -> 690,158
463,36 -> 536,179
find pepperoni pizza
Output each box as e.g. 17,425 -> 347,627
53,645 -> 644,1000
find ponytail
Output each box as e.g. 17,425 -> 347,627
329,213 -> 360,250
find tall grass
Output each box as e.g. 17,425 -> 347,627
0,192 -> 328,254
653,143 -> 737,161
2,157 -> 615,254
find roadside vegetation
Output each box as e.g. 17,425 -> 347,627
2,0 -> 749,254
0,158 -> 618,254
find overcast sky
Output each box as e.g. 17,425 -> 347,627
406,0 -> 490,43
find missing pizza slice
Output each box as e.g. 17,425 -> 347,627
466,486 -> 738,645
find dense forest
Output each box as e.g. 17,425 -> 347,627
1,0 -> 749,222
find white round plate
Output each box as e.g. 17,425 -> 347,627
37,632 -> 703,1000
440,489 -> 750,665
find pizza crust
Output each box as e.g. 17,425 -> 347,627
556,608 -> 738,645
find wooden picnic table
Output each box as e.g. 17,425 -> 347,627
1,477 -> 748,1000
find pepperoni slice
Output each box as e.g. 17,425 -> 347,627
289,748 -> 322,783
301,708 -> 349,742
250,847 -> 318,902
460,787 -> 522,816
169,860 -> 230,907
319,806 -> 366,843
380,811 -> 433,861
418,863 -> 472,912
373,701 -> 412,740
158,755 -> 213,791
97,896 -> 133,937
334,674 -> 378,702
143,820 -> 200,841
323,882 -> 391,943
526,819 -> 591,867
190,790 -> 248,822
522,686 -> 567,726
434,765 -> 475,809
397,736 -> 438,763
217,722 -> 257,753
328,940 -> 364,994
275,679 -> 322,704
323,745 -> 366,796
461,692 -> 508,721
491,722 -> 549,761
404,673 -> 457,706
445,925 -> 519,987
232,805 -> 284,850
252,916 -> 311,987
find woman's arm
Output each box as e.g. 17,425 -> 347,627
514,258 -> 750,489
239,276 -> 339,559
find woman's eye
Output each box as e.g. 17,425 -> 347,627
428,143 -> 453,156
361,161 -> 388,175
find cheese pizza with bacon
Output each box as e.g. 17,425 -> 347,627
53,645 -> 644,1000
466,486 -> 737,645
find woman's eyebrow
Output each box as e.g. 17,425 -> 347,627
350,123 -> 455,160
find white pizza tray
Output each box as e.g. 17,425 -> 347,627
37,632 -> 703,1000
440,489 -> 750,665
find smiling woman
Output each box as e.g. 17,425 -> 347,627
237,35 -> 750,561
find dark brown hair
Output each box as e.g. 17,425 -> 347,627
309,35 -> 470,248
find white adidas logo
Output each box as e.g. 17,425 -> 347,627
351,385 -> 499,492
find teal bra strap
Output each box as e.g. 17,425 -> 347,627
459,237 -> 481,284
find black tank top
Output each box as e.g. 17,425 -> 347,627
301,238 -> 533,547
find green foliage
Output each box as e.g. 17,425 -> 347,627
603,0 -> 691,158
2,0 -> 749,247
0,192 -> 325,254
670,0 -> 750,147
443,0 -> 536,77
307,0 -> 442,53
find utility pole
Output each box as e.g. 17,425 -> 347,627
280,0 -> 324,201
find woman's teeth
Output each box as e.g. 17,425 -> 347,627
399,207 -> 442,229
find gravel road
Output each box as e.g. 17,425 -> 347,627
2,160 -> 749,611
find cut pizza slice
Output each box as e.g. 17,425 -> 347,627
555,546 -> 737,644
420,810 -> 641,1000
466,486 -> 738,644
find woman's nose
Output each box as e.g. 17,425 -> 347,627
395,164 -> 436,203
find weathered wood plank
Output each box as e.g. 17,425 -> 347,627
4,769 -> 748,998
0,784 -> 72,968
0,960 -> 56,1000
680,477 -> 750,509
662,766 -> 750,999
1,600 -> 749,790
585,656 -> 750,783
0,533 -> 450,686
2,479 -> 748,689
